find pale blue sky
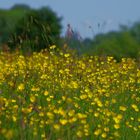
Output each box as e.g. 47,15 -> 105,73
0,0 -> 140,38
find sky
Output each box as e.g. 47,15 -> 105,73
0,0 -> 140,38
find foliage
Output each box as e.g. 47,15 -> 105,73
80,22 -> 140,61
0,7 -> 29,44
91,31 -> 140,60
8,7 -> 62,52
130,21 -> 140,43
0,5 -> 62,52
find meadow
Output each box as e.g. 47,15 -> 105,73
0,46 -> 140,140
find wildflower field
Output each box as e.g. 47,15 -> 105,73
0,47 -> 140,140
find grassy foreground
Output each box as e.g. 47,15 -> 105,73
0,46 -> 140,140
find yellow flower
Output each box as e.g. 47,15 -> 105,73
130,117 -> 134,121
68,110 -> 75,117
62,96 -> 66,101
80,94 -> 87,100
53,124 -> 60,130
60,119 -> 68,125
113,115 -> 122,124
47,112 -> 54,119
44,90 -> 49,96
11,99 -> 16,103
97,100 -> 103,107
39,112 -> 44,117
114,131 -> 120,137
50,45 -> 56,49
114,124 -> 120,129
69,117 -> 77,123
22,107 -> 32,114
133,127 -> 138,131
119,106 -> 127,111
12,116 -> 17,122
70,81 -> 78,89
76,130 -> 83,137
8,81 -> 14,87
64,53 -> 70,57
131,104 -> 139,112
59,69 -> 64,74
104,127 -> 109,132
117,114 -> 123,120
31,87 -> 40,92
17,83 -> 25,91
94,129 -> 101,136
58,108 -> 66,117
111,99 -> 116,104
46,97 -> 51,102
33,131 -> 37,136
113,118 -> 120,123
30,95 -> 36,103
81,119 -> 86,124
41,133 -> 46,138
101,132 -> 107,138
77,113 -> 87,119
94,112 -> 99,117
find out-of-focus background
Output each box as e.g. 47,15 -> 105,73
0,0 -> 140,60
1,0 -> 140,38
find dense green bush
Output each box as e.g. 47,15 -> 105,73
81,23 -> 140,61
0,6 -> 29,44
8,7 -> 62,52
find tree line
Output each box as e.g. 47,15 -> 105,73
0,4 -> 140,60
0,4 -> 62,52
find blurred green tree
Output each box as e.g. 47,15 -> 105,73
130,22 -> 140,43
8,6 -> 62,52
86,29 -> 140,61
0,16 -> 7,42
